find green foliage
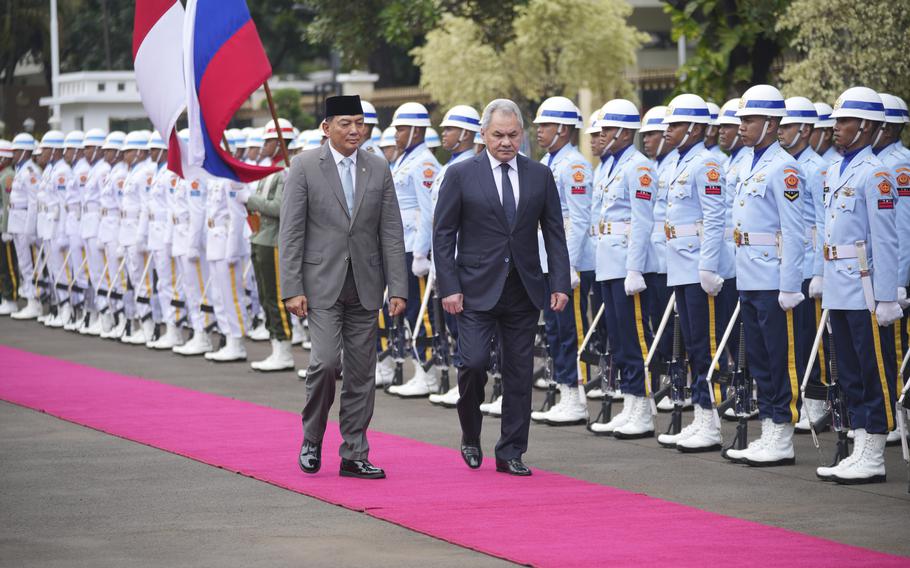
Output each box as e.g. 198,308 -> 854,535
249,0 -> 328,75
262,88 -> 316,130
665,0 -> 791,103
778,0 -> 910,106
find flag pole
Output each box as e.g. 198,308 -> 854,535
263,80 -> 290,167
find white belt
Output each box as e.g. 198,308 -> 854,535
823,243 -> 856,260
599,220 -> 630,236
101,208 -> 119,217
120,211 -> 140,220
82,203 -> 100,214
724,227 -> 735,240
664,221 -> 702,240
733,229 -> 778,247
66,204 -> 81,213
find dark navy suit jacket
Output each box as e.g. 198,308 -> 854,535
433,151 -> 571,311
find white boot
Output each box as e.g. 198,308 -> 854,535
391,365 -> 439,398
47,303 -> 71,328
589,394 -> 635,435
817,429 -> 866,481
657,395 -> 693,412
0,298 -> 16,315
121,319 -> 145,344
725,418 -> 774,462
246,319 -> 270,341
740,421 -> 795,467
104,316 -> 127,340
77,310 -> 95,334
291,319 -> 304,345
831,432 -> 887,484
658,406 -> 704,448
63,307 -> 82,331
480,395 -> 502,417
613,396 -> 655,439
375,357 -> 395,387
795,398 -> 826,432
251,339 -> 295,372
531,386 -> 566,423
429,385 -> 460,407
205,336 -> 247,362
12,298 -> 42,320
149,323 -> 184,350
886,427 -> 905,446
98,313 -> 116,338
586,387 -> 604,399
536,384 -> 589,426
677,406 -> 723,452
173,330 -> 213,356
130,319 -> 155,345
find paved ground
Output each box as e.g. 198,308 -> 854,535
1,317 -> 909,566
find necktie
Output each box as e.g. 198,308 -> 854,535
341,157 -> 355,215
500,162 -> 516,228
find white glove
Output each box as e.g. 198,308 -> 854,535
808,276 -> 824,299
411,254 -> 431,277
624,270 -> 646,296
875,301 -> 904,326
698,270 -> 724,296
778,291 -> 805,311
570,268 -> 580,290
115,245 -> 126,257
186,247 -> 200,261
898,287 -> 909,310
1,232 -> 11,243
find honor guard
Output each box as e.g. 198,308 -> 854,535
72,128 -> 106,333
705,102 -> 728,163
811,102 -> 840,164
98,135 -> 131,338
656,94 -> 730,452
38,131 -> 73,328
778,97 -> 830,430
359,100 -> 382,156
640,105 -> 679,410
8,133 -> 41,319
379,127 -> 398,164
529,96 -> 592,426
60,131 -> 90,330
814,87 -> 902,484
584,99 -> 656,437
723,84 -> 807,466
0,140 -> 17,315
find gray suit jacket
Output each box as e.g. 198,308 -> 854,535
279,142 -> 407,311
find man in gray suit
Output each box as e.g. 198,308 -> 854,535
280,95 -> 408,479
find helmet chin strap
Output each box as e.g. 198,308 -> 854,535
783,124 -> 803,150
404,126 -> 415,152
655,137 -> 665,158
602,127 -> 623,155
813,131 -> 825,154
848,119 -> 866,148
758,118 -> 770,146
871,123 -> 885,149
545,124 -> 563,151
678,122 -> 695,149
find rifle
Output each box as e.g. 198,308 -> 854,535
808,315 -> 850,468
721,320 -> 753,458
430,282 -> 452,394
657,310 -> 688,443
588,337 -> 618,433
706,301 -> 741,429
644,292 -> 676,415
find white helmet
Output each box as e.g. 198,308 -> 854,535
360,100 -> 379,125
813,102 -> 835,128
0,140 -> 12,159
663,94 -> 712,124
895,96 -> 909,124
39,130 -> 66,149
148,131 -> 168,150
84,128 -> 107,147
12,133 -> 36,151
426,127 -> 441,148
584,109 -> 602,135
236,127 -> 252,149
263,118 -> 298,140
706,102 -> 721,125
716,99 -> 741,126
303,129 -> 324,151
371,126 -> 382,144
595,99 -> 641,130
780,97 -> 818,126
63,131 -> 85,149
440,105 -> 481,133
473,131 -> 484,145
533,96 -> 580,126
640,106 -> 669,133
287,132 -> 303,151
102,131 -> 126,150
736,85 -> 787,117
878,93 -> 905,125
390,102 -> 431,127
379,126 -> 397,148
178,128 -> 190,143
830,87 -> 885,122
124,130 -> 150,150
246,128 -> 264,148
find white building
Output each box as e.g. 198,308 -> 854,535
38,71 -> 148,132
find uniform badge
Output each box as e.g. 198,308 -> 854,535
677,173 -> 689,185
842,188 -> 855,197
639,173 -> 652,187
423,168 -> 434,178
753,173 -> 766,183
117,179 -> 124,188
784,189 -> 799,202
705,185 -> 721,195
784,174 -> 798,189
147,176 -> 153,185
30,177 -> 36,184
571,186 -> 586,195
706,169 -> 720,183
191,180 -> 200,190
897,173 -> 910,187
878,198 -> 894,210
635,189 -> 652,201
58,176 -> 65,184
171,178 -> 178,188
878,180 -> 892,194
573,170 -> 585,183
80,175 -> 87,184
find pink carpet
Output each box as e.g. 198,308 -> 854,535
0,345 -> 907,567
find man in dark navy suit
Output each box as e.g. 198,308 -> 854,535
433,98 -> 571,476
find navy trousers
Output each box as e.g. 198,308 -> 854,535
544,277 -> 580,385
600,278 -> 652,397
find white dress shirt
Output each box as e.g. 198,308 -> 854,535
486,150 -> 519,207
329,142 -> 358,189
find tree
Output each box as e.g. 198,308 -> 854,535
665,0 -> 791,103
777,0 -> 910,105
263,88 -> 316,130
412,0 -> 647,111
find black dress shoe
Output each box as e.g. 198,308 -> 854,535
340,458 -> 386,479
460,442 -> 482,469
299,439 -> 321,474
495,458 -> 532,476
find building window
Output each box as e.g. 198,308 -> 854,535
76,117 -> 84,130
117,83 -> 125,92
98,83 -> 106,92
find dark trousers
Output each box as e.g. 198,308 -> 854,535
0,240 -> 19,302
739,290 -> 801,424
829,309 -> 897,434
456,269 -> 539,460
795,279 -> 830,395
645,272 -> 672,362
543,277 -> 579,385
600,279 -> 651,396
675,282 -> 734,409
251,244 -> 291,341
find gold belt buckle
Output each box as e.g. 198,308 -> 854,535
207,218 -> 214,229
824,244 -> 836,260
599,220 -> 605,235
101,208 -> 108,216
172,215 -> 178,225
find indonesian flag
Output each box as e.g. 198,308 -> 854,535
183,0 -> 280,182
133,0 -> 186,176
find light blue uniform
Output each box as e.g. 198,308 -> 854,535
538,143 -> 592,272
731,142 -> 805,293
706,144 -> 727,165
648,149 -> 677,275
588,155 -> 611,260
875,142 -> 910,287
794,148 -> 827,280
722,147 -> 751,278
664,141 -> 727,287
822,146 -> 899,310
392,142 -> 440,256
594,146 -> 655,281
822,146 -> 840,165
360,138 -> 382,158
425,148 -> 474,262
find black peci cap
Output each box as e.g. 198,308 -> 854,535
325,95 -> 363,118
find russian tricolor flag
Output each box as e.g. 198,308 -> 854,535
183,0 -> 280,182
133,0 -> 187,176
